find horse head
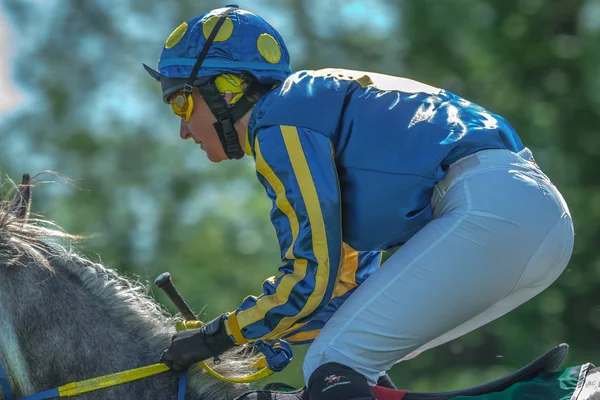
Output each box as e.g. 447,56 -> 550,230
0,176 -> 254,399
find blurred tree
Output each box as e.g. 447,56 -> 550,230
0,0 -> 281,313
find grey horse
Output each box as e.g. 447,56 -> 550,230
0,179 -> 257,399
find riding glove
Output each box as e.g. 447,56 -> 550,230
160,314 -> 235,371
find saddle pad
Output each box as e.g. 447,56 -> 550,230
371,364 -> 591,400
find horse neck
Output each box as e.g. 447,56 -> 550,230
0,253 -> 249,399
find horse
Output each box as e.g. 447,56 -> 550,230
1,176 -> 599,400
0,177 -> 257,399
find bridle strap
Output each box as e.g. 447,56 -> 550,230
0,362 -> 187,400
0,363 -> 15,400
17,388 -> 59,400
178,372 -> 187,400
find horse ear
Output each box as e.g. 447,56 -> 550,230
13,173 -> 32,221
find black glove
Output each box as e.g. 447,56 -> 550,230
160,314 -> 236,372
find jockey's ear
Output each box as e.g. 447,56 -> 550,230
12,173 -> 32,221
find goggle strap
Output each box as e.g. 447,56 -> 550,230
185,7 -> 237,90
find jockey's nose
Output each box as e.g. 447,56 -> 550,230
180,119 -> 192,140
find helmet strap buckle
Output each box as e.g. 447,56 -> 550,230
213,113 -> 244,160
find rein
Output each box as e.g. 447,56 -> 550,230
0,340 -> 291,399
0,259 -> 290,399
0,362 -> 185,400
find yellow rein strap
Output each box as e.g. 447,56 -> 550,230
57,364 -> 169,397
54,361 -> 273,397
53,318 -> 275,397
197,360 -> 274,383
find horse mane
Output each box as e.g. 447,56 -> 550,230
0,177 -> 71,270
0,176 -> 255,399
0,175 -> 172,324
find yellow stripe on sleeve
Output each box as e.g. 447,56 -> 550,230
262,126 -> 331,339
254,135 -> 299,260
234,134 -> 307,331
233,126 -> 337,341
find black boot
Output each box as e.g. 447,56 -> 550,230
307,362 -> 375,400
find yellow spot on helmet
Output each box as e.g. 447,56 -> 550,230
202,16 -> 234,42
165,22 -> 188,49
257,33 -> 281,64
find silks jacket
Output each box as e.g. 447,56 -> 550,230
223,68 -> 524,345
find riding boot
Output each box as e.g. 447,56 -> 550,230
377,373 -> 397,389
307,362 -> 375,400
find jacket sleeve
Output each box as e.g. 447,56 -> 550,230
224,125 -> 343,344
281,244 -> 383,344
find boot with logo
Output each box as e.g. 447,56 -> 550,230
307,362 -> 375,400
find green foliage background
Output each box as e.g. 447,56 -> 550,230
1,0 -> 599,391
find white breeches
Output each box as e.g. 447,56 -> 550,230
302,148 -> 574,385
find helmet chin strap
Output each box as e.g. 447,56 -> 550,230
197,79 -> 272,159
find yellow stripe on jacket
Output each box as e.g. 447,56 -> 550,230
225,125 -> 343,343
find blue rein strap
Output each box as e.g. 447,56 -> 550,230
19,375 -> 187,400
18,388 -> 59,400
178,372 -> 187,400
0,363 -> 15,400
0,362 -> 189,400
1,361 -> 60,400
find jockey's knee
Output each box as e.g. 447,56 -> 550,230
307,362 -> 375,400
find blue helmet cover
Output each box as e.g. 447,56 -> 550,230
144,6 -> 291,100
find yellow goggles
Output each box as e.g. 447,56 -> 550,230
169,90 -> 194,122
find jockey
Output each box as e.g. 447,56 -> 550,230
145,5 -> 574,400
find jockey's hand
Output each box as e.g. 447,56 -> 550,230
160,314 -> 235,372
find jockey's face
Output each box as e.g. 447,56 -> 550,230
179,90 -> 228,163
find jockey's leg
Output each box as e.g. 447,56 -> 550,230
303,149 -> 574,388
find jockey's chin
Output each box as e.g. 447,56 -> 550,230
202,142 -> 228,163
